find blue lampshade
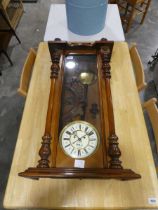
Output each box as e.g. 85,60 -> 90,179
66,0 -> 108,36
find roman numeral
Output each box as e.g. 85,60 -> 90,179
84,148 -> 88,154
88,131 -> 94,136
78,149 -> 81,156
66,131 -> 71,135
85,126 -> 88,132
89,138 -> 96,141
63,138 -> 70,140
71,127 -> 75,132
79,124 -> 81,130
89,145 -> 94,148
71,148 -> 74,154
65,144 -> 70,148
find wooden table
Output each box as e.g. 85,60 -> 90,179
3,42 -> 158,209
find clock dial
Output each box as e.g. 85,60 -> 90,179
60,121 -> 100,159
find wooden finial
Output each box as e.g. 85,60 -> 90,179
108,134 -> 122,169
101,38 -> 108,41
54,38 -> 61,41
100,47 -> 111,79
37,134 -> 52,168
50,50 -> 61,79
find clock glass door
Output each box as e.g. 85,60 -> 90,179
56,54 -> 104,168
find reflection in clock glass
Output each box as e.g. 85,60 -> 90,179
79,72 -> 97,85
65,60 -> 76,69
59,54 -> 101,143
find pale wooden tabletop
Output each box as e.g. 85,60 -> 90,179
3,42 -> 158,209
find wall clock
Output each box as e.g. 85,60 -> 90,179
19,39 -> 141,180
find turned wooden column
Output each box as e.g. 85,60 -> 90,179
37,50 -> 61,168
100,47 -> 122,169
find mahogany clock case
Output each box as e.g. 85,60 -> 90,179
19,40 -> 141,180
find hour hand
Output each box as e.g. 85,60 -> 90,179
72,139 -> 79,144
73,131 -> 79,139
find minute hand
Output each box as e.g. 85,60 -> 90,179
72,139 -> 79,144
80,133 -> 88,139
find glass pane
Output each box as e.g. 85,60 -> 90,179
59,54 -> 101,136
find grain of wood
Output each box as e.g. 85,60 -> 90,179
3,42 -> 158,209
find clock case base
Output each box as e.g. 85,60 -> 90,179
19,168 -> 140,180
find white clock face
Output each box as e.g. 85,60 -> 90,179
60,121 -> 99,159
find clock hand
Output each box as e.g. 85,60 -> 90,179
72,138 -> 82,144
72,135 -> 82,144
72,139 -> 79,144
73,131 -> 83,141
74,133 -> 80,141
80,133 -> 87,139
